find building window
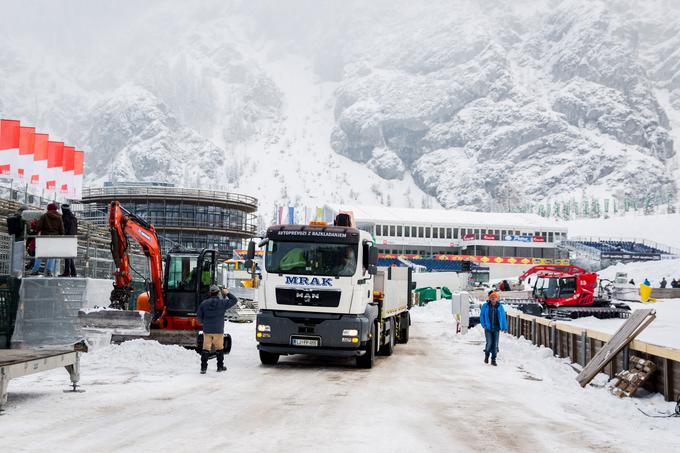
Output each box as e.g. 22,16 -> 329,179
375,225 -> 382,236
433,228 -> 439,239
405,226 -> 410,237
425,227 -> 431,238
390,225 -> 396,236
447,228 -> 452,239
418,227 -> 424,238
397,225 -> 403,236
474,229 -> 479,239
382,225 -> 389,236
548,232 -> 554,242
439,227 -> 445,238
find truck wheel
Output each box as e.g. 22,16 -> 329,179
356,324 -> 376,369
259,350 -> 280,365
398,312 -> 410,344
379,318 -> 395,356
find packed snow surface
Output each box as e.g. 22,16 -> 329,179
1,300 -> 678,452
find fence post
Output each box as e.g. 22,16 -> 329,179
580,331 -> 588,367
531,319 -> 537,345
551,325 -> 557,356
622,346 -> 630,371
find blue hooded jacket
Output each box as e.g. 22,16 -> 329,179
197,293 -> 238,334
480,301 -> 508,331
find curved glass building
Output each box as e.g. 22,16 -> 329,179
80,183 -> 258,256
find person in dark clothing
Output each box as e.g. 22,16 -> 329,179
660,277 -> 667,289
672,279 -> 679,289
30,203 -> 65,276
479,291 -> 507,366
196,285 -> 238,374
59,204 -> 78,277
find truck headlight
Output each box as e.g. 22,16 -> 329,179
342,329 -> 358,336
257,324 -> 271,332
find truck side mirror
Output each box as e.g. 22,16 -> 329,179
245,240 -> 256,269
367,246 -> 379,275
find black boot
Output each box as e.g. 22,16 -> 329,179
491,358 -> 497,366
216,349 -> 226,372
200,350 -> 209,374
484,353 -> 489,364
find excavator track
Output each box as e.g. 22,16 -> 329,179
504,299 -> 631,320
547,306 -> 631,320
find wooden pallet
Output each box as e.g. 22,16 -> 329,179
610,356 -> 657,397
576,309 -> 656,387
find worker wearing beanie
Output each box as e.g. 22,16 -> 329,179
196,285 -> 238,374
480,291 -> 507,366
30,202 -> 65,277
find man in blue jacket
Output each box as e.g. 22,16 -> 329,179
480,291 -> 507,366
197,285 -> 238,374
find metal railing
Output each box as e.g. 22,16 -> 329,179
570,235 -> 680,256
83,186 -> 258,210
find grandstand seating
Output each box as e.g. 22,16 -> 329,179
378,258 -> 478,272
566,239 -> 671,263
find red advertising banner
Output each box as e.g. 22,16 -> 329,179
482,233 -> 497,240
74,151 -> 84,175
19,127 -> 35,155
533,236 -> 546,242
463,234 -> 475,241
379,253 -> 571,266
1,119 -> 85,201
47,141 -> 64,168
34,134 -> 49,161
0,119 -> 20,149
63,146 -> 75,171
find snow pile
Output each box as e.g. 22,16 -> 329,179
568,302 -> 680,350
598,258 -> 680,287
82,339 -> 198,377
413,301 -> 679,419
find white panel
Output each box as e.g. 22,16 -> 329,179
35,236 -> 78,258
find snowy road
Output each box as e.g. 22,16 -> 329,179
1,302 -> 678,453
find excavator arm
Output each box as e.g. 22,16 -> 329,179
109,201 -> 165,322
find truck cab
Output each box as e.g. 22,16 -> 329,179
252,216 -> 411,368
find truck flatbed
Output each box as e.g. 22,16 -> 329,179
1,349 -> 81,410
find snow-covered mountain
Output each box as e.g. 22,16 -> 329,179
1,0 -> 679,218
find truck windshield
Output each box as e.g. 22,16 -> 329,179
265,240 -> 358,277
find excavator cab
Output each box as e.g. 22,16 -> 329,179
163,249 -> 217,319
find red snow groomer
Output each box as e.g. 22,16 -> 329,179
507,265 -> 630,320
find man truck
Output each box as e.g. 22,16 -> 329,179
247,213 -> 413,368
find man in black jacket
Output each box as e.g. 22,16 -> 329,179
197,285 -> 238,374
60,204 -> 78,277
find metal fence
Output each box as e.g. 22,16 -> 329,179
0,277 -> 20,348
83,186 -> 258,210
0,232 -> 149,281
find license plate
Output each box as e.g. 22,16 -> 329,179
291,337 -> 319,347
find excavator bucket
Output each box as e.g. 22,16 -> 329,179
79,309 -> 152,336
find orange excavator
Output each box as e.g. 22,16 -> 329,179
83,201 -> 226,348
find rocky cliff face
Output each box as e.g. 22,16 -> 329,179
0,0 -> 678,216
330,0 -> 678,210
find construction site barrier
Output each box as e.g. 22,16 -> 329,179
506,310 -> 680,402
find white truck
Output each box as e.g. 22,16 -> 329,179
247,214 -> 413,368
